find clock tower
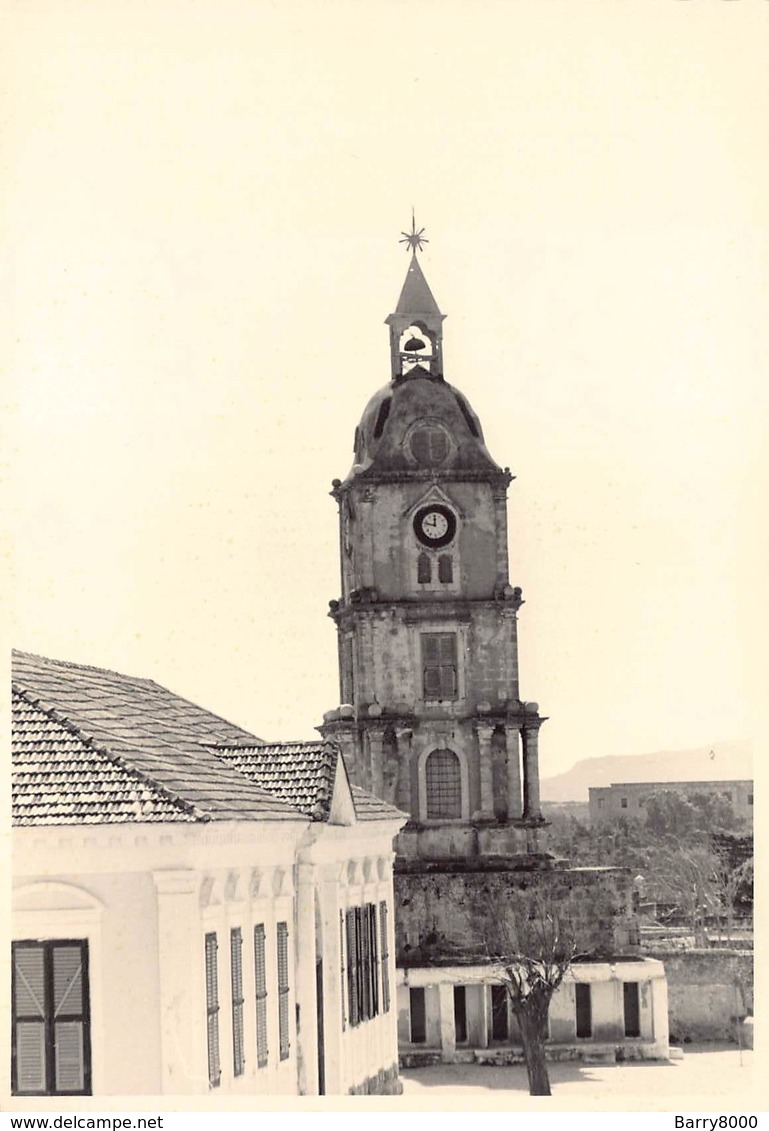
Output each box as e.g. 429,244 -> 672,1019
322,227 -> 545,860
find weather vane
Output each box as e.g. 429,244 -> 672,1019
399,210 -> 428,253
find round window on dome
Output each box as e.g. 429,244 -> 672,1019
410,424 -> 450,467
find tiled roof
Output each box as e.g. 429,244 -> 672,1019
212,742 -> 337,821
12,650 -> 305,826
348,784 -> 405,822
12,689 -> 197,825
214,740 -> 406,823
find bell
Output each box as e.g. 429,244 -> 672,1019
404,336 -> 426,352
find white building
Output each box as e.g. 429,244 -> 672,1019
11,649 -> 406,1097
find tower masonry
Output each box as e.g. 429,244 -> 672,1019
321,242 -> 546,861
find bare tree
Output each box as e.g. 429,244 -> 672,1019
471,890 -> 580,1096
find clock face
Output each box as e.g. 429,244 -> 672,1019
413,504 -> 456,549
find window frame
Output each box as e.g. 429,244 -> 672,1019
230,928 -> 245,1077
253,924 -> 269,1068
421,631 -> 459,702
276,922 -> 290,1062
204,933 -> 221,1088
425,747 -> 463,820
12,939 -> 92,1098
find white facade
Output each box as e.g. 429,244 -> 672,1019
12,813 -> 404,1097
396,959 -> 669,1065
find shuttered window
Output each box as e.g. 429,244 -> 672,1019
12,940 -> 91,1096
277,923 -> 290,1061
422,633 -> 458,700
379,901 -> 390,1014
205,933 -> 221,1087
417,553 -> 431,584
345,904 -> 380,1027
438,554 -> 453,583
410,426 -> 449,467
253,925 -> 269,1068
425,748 -> 462,818
230,929 -> 245,1077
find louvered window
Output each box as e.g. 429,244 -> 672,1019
277,923 -> 290,1061
422,632 -> 458,700
425,748 -> 462,819
438,554 -> 453,583
417,553 -> 431,584
253,925 -> 269,1067
410,426 -> 449,467
379,901 -> 390,1014
205,933 -> 221,1088
12,940 -> 91,1096
345,904 -> 379,1027
230,929 -> 245,1077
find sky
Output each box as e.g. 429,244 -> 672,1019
5,1 -> 768,779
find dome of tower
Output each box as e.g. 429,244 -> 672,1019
343,369 -> 503,483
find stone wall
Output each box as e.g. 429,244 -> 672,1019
395,863 -> 635,966
658,949 -> 754,1043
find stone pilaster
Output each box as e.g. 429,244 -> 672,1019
438,981 -> 457,1063
474,723 -> 495,818
152,870 -> 206,1094
368,728 -> 386,798
504,724 -> 523,819
295,862 -> 319,1096
394,727 -> 413,815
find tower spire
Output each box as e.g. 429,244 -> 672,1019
386,216 -> 445,380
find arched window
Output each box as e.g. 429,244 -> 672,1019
417,553 -> 431,584
438,554 -> 453,583
425,748 -> 462,819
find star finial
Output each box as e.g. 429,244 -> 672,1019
399,210 -> 428,253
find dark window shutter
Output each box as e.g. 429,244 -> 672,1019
253,925 -> 268,1067
12,941 -> 91,1097
438,554 -> 453,583
277,923 -> 290,1061
417,553 -> 431,584
204,933 -> 221,1087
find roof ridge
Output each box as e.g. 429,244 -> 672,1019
11,686 -> 206,822
12,649 -> 158,686
210,738 -> 321,750
13,648 -> 266,744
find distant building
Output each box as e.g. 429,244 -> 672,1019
11,650 -> 406,1097
589,780 -> 753,827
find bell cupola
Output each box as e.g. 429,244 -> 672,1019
385,215 -> 446,381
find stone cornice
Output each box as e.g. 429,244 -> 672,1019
329,594 -> 523,625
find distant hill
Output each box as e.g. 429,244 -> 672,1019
541,741 -> 753,803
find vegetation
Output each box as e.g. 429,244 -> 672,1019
470,890 -> 579,1096
545,789 -> 753,942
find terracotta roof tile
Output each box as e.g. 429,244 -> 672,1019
213,740 -> 406,823
12,650 -> 305,826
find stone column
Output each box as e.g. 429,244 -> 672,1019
522,722 -> 542,820
368,728 -> 386,798
153,869 -> 206,1094
504,725 -> 523,819
295,862 -> 319,1096
438,981 -> 457,1063
394,727 -> 413,816
475,723 -> 495,818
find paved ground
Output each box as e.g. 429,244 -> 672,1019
400,1043 -> 756,1105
